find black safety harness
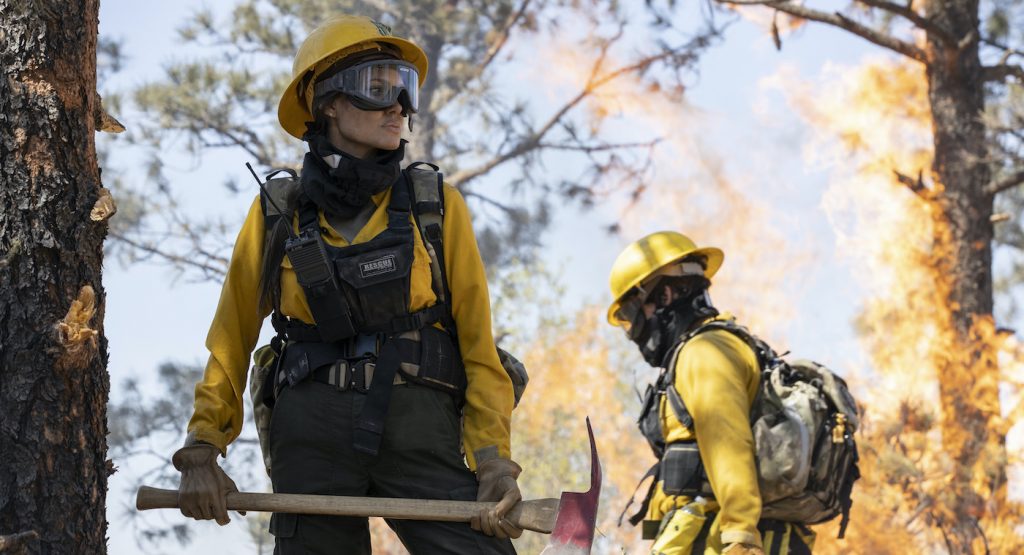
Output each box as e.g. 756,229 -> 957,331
260,163 -> 463,456
621,320 -> 774,537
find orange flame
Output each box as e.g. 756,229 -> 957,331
769,56 -> 1024,551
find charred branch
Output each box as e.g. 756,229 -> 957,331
717,0 -> 928,62
771,11 -> 782,50
985,170 -> 1024,196
982,63 -> 1024,83
893,169 -> 932,199
854,0 -> 957,47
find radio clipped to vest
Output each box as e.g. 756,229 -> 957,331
285,227 -> 357,342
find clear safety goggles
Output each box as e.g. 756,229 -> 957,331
614,261 -> 706,335
313,59 -> 420,113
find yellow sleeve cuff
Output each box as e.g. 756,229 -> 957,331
721,530 -> 761,548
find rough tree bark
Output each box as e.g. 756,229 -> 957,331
0,1 -> 111,554
923,2 -> 1005,552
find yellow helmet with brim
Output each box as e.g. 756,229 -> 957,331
278,15 -> 428,139
607,231 -> 723,327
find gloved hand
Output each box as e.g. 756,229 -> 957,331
172,443 -> 243,526
723,543 -> 765,555
470,457 -> 524,539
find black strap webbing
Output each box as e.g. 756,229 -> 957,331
665,374 -> 693,429
690,514 -> 716,554
618,462 -> 661,527
280,304 -> 447,342
352,336 -> 418,456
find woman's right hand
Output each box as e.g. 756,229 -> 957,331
172,443 -> 242,525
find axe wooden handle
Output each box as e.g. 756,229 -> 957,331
136,486 -> 560,534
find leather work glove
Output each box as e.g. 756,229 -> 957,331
723,543 -> 765,555
470,457 -> 524,539
172,443 -> 243,526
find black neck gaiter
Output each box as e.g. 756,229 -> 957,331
299,135 -> 405,219
634,289 -> 720,367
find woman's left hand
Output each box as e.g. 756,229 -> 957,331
470,457 -> 524,539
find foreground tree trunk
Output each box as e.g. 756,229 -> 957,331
0,1 -> 111,553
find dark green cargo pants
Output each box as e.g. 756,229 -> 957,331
269,379 -> 517,554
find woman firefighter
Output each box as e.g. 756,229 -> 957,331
171,15 -> 522,553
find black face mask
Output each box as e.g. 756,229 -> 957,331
299,135 -> 405,219
632,287 -> 718,367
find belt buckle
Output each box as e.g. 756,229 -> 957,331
352,360 -> 375,393
327,359 -> 349,390
353,333 -> 381,358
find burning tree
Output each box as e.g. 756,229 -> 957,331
688,0 -> 1024,552
0,0 -> 115,553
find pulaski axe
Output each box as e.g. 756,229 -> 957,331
137,418 -> 602,553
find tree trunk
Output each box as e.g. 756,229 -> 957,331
0,1 -> 110,554
404,2 -> 448,163
923,1 -> 1005,552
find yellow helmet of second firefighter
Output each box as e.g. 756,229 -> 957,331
607,231 -> 723,326
277,15 -> 429,139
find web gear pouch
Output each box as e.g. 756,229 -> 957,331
249,343 -> 279,476
661,442 -> 708,496
332,231 -> 414,331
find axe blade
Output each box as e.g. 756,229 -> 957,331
540,417 -> 602,555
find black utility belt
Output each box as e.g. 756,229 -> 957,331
276,326 -> 466,398
311,358 -> 405,393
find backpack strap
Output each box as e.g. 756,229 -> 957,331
662,319 -> 774,431
258,169 -> 301,338
618,461 -> 661,527
404,162 -> 455,330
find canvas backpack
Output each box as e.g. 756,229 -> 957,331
631,320 -> 860,537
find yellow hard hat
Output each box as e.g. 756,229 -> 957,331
277,15 -> 429,139
607,231 -> 723,326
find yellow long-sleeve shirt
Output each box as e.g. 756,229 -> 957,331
648,321 -> 763,549
185,183 -> 514,469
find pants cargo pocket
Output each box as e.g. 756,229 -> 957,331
269,512 -> 296,539
650,502 -> 711,555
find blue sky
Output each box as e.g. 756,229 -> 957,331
95,1 -> 1019,553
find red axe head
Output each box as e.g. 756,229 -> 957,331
540,417 -> 602,554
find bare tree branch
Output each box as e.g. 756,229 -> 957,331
982,63 -> 1024,83
108,231 -> 228,280
460,189 -> 521,216
479,0 -> 532,74
986,170 -> 1024,196
449,41 -> 686,187
981,37 -> 1024,61
535,138 -> 661,153
854,0 -> 957,46
717,0 -> 928,62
